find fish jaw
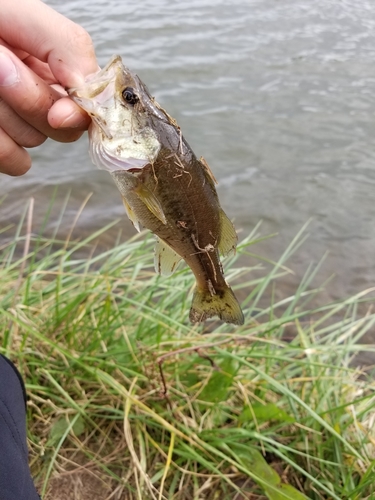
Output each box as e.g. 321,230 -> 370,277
68,56 -> 124,126
68,56 -> 161,171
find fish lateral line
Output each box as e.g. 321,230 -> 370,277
207,279 -> 216,297
191,233 -> 218,283
191,233 -> 216,253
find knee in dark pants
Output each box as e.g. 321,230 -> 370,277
0,354 -> 41,500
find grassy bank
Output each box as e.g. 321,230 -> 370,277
1,200 -> 375,499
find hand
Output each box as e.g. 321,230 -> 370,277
0,0 -> 99,176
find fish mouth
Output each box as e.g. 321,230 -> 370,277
68,55 -> 123,102
68,55 -> 170,136
68,55 -> 127,110
68,56 -> 126,138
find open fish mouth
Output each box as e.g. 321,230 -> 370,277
68,57 -> 124,138
68,57 -> 127,131
68,56 -> 160,169
68,56 -> 122,103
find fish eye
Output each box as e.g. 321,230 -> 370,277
122,87 -> 139,105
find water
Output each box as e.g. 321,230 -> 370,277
2,0 -> 375,306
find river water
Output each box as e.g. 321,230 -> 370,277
2,0 -> 375,307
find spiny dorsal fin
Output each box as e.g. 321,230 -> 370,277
154,238 -> 182,276
218,208 -> 238,256
122,197 -> 141,232
200,156 -> 218,189
134,184 -> 167,225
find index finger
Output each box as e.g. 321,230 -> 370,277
0,47 -> 89,141
0,0 -> 99,87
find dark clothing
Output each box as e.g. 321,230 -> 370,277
0,354 -> 40,500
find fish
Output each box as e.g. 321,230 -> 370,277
68,55 -> 244,325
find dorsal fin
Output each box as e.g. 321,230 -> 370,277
199,156 -> 218,189
218,209 -> 238,256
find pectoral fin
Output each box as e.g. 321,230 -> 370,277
218,209 -> 238,256
122,197 -> 141,232
154,238 -> 182,276
134,185 -> 167,225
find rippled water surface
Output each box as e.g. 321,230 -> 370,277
2,0 -> 375,303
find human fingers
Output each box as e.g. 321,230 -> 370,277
0,127 -> 31,176
19,55 -> 56,85
0,97 -> 46,148
0,46 -> 90,130
0,0 -> 99,88
0,38 -> 60,85
48,97 -> 91,129
0,47 -> 87,143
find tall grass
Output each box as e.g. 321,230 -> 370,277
1,198 -> 375,499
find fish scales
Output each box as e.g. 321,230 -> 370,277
113,148 -> 224,285
69,55 -> 244,325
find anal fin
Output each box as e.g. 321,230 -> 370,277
154,238 -> 182,276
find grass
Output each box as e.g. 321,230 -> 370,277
1,196 -> 375,499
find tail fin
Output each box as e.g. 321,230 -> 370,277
189,285 -> 244,325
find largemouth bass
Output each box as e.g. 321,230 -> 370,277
69,56 -> 244,325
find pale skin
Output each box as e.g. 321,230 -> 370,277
0,0 -> 99,176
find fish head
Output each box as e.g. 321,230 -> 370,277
68,55 -> 171,172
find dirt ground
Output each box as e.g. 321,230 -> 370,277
41,470 -> 272,500
43,469 -> 113,500
42,472 -> 270,500
39,450 -> 280,499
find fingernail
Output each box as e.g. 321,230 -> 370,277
58,111 -> 88,129
0,52 -> 19,87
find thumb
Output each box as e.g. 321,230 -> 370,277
0,0 -> 99,88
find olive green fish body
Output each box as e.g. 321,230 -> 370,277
69,56 -> 244,325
